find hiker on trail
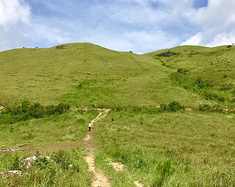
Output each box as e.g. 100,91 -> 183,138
88,123 -> 92,131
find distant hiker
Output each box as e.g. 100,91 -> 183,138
88,123 -> 92,131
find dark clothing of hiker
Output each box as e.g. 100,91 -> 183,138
88,123 -> 92,131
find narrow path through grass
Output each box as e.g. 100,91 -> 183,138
84,109 -> 111,187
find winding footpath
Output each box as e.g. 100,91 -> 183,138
84,109 -> 111,187
2,108 -> 145,186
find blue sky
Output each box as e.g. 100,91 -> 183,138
0,0 -> 235,53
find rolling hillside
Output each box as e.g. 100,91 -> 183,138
0,43 -> 234,186
0,43 -> 225,108
146,45 -> 235,107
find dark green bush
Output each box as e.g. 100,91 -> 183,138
34,156 -> 52,170
156,51 -> 180,57
177,68 -> 189,74
10,153 -> 21,170
56,45 -> 65,49
159,104 -> 167,112
204,92 -> 225,102
196,78 -> 207,89
0,101 -> 70,124
199,104 -> 211,111
168,101 -> 184,112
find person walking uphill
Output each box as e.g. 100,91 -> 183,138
88,123 -> 92,131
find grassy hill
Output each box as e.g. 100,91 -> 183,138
146,45 -> 235,107
0,43 -> 234,186
0,43 -> 218,108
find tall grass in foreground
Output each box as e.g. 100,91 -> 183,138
0,149 -> 92,187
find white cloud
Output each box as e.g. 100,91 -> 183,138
1,0 -> 234,53
0,0 -> 31,34
0,0 -> 32,50
181,32 -> 202,46
0,0 -> 72,50
181,0 -> 235,46
197,0 -> 235,28
85,0 -> 195,53
206,31 -> 235,47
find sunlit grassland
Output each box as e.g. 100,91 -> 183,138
0,43 -> 211,107
0,109 -> 99,186
146,45 -> 235,107
0,109 -> 98,149
0,43 -> 234,186
93,110 -> 235,186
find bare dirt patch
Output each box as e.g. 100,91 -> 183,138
134,180 -> 144,187
186,107 -> 193,111
106,158 -> 124,172
0,105 -> 4,112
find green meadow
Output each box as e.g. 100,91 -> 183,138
0,43 -> 234,186
94,110 -> 235,186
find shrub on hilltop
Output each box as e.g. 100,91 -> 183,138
156,51 -> 180,57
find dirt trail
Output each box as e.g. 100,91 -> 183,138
7,108 -> 112,186
85,154 -> 111,187
26,109 -> 112,186
84,109 -> 111,187
4,108 -> 145,186
22,109 -> 111,154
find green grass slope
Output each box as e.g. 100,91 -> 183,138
0,43 -> 211,108
94,110 -> 235,186
0,43 -> 235,186
145,45 -> 235,107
